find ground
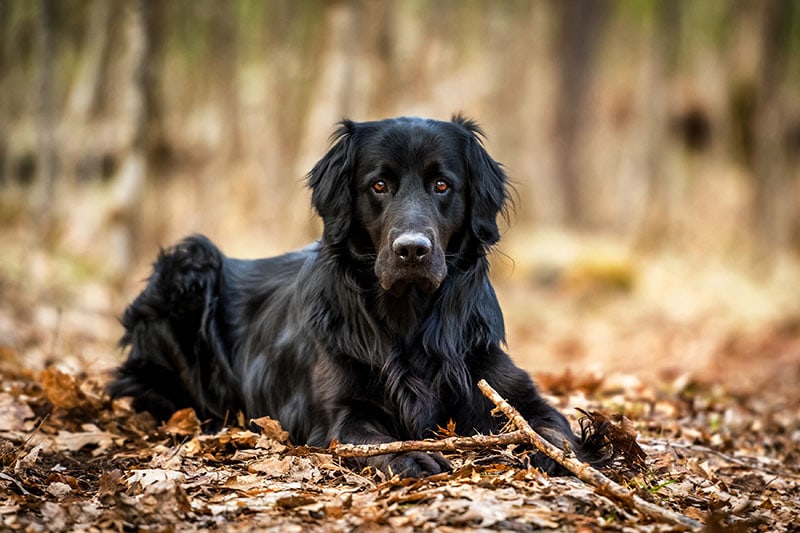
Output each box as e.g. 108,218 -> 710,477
1,233 -> 799,531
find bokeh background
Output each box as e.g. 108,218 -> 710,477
2,0 -> 800,386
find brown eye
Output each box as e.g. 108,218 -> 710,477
434,180 -> 449,193
372,180 -> 387,194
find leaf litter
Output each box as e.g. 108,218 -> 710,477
0,349 -> 795,532
0,274 -> 799,530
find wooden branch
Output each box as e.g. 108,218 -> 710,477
330,430 -> 528,457
477,379 -> 703,531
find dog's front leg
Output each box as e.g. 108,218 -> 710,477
312,359 -> 450,477
477,354 -> 579,475
331,409 -> 451,477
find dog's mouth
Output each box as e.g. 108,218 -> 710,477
378,269 -> 445,295
374,231 -> 447,295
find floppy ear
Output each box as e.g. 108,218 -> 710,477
308,120 -> 356,245
452,115 -> 509,249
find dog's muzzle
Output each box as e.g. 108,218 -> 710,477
375,230 -> 447,294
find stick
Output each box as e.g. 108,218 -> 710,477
477,379 -> 703,531
0,472 -> 30,496
330,430 -> 528,457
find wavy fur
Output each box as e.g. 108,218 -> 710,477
110,116 -> 603,476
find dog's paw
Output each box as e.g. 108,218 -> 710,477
526,452 -> 570,476
386,451 -> 451,478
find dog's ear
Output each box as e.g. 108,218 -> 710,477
308,120 -> 357,245
452,114 -> 509,249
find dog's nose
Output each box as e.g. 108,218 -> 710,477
393,233 -> 432,262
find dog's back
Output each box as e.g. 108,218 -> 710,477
110,235 -> 323,430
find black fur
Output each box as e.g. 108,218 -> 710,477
110,116 -> 603,477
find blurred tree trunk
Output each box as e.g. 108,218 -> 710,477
264,1 -> 310,164
234,1 -> 330,250
141,0 -> 167,165
210,0 -> 241,161
293,1 -> 363,239
34,0 -> 56,227
108,0 -> 153,278
752,0 -> 793,254
63,0 -> 111,182
634,0 -> 681,244
0,1 -> 9,187
553,0 -> 609,227
64,0 -> 110,124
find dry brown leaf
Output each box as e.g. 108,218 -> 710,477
536,368 -> 604,396
247,456 -> 294,476
126,468 -> 186,490
162,408 -> 201,436
46,481 -> 72,499
97,469 -> 124,498
248,455 -> 321,481
436,419 -> 459,438
576,408 -> 647,474
250,415 -> 289,443
214,427 -> 260,448
276,494 -> 317,509
0,392 -> 35,431
40,366 -> 86,410
54,425 -> 118,455
136,482 -> 192,520
223,474 -> 263,491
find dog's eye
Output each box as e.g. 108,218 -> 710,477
433,180 -> 449,193
371,180 -> 388,194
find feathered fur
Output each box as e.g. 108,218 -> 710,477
109,116 -> 606,476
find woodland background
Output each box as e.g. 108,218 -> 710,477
0,1 -> 799,530
2,0 -> 800,375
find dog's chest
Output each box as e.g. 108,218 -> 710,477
372,345 -> 452,438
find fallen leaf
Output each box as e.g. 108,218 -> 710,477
0,505 -> 20,516
40,367 -> 86,410
13,442 -> 44,472
436,419 -> 459,437
248,455 -> 321,481
247,456 -> 294,476
55,425 -> 117,455
223,474 -> 263,491
39,502 -> 67,531
276,494 -> 317,509
126,468 -> 186,489
97,469 -> 124,498
0,392 -> 34,431
162,407 -> 201,436
47,481 -> 72,499
251,415 -> 289,443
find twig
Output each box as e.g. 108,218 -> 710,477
0,416 -> 49,498
21,413 -> 49,443
0,472 -> 31,496
330,430 -> 528,457
477,379 -> 703,531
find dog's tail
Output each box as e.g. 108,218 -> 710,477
108,235 -> 242,429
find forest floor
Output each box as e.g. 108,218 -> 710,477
1,230 -> 799,531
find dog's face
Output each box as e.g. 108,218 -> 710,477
353,120 -> 469,294
309,116 -> 508,295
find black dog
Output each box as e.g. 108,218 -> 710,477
110,116 -> 605,476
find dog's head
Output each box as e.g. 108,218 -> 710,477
308,115 -> 508,295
